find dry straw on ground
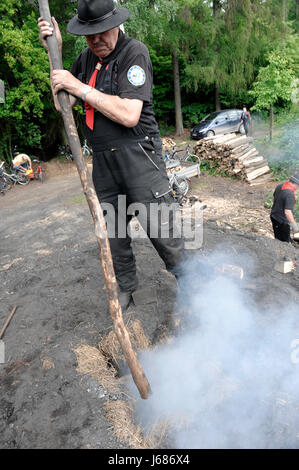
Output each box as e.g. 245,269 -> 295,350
73,319 -> 173,448
99,319 -> 151,366
105,400 -> 172,449
73,344 -> 120,394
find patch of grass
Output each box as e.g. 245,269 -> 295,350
264,191 -> 273,209
68,194 -> 86,204
269,164 -> 290,181
200,160 -> 236,179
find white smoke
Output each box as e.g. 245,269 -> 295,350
251,114 -> 299,169
131,249 -> 299,449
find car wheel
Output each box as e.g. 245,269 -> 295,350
239,124 -> 245,135
206,130 -> 215,137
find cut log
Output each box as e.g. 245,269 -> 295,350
245,165 -> 270,181
228,136 -> 253,149
248,173 -> 273,186
193,133 -> 271,184
237,148 -> 259,162
243,156 -> 265,167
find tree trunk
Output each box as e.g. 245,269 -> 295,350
269,107 -> 274,141
215,83 -> 221,111
172,50 -> 184,136
213,0 -> 221,111
282,0 -> 286,22
213,0 -> 220,18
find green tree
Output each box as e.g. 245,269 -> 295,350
249,48 -> 297,139
0,0 -> 78,162
0,0 -> 50,160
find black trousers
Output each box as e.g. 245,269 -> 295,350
92,137 -> 185,292
244,121 -> 249,136
270,216 -> 291,242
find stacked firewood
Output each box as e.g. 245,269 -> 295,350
162,137 -> 176,150
193,133 -> 271,185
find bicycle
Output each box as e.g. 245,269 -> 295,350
0,163 -> 30,186
58,140 -> 92,161
0,163 -> 13,194
183,144 -> 201,164
58,144 -> 73,161
168,172 -> 190,199
163,146 -> 177,162
171,144 -> 200,164
82,139 -> 92,158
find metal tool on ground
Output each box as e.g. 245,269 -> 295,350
0,306 -> 17,340
38,0 -> 151,399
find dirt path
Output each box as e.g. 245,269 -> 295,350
0,161 -> 298,449
192,171 -> 277,237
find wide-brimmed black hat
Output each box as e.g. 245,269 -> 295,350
290,173 -> 299,185
67,0 -> 130,36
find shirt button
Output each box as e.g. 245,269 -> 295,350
156,192 -> 159,196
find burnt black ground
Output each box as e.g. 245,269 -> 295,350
0,168 -> 298,449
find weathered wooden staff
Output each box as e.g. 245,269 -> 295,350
38,0 -> 151,399
0,306 -> 17,340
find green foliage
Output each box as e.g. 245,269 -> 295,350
122,0 -> 178,42
200,159 -> 231,178
264,191 -> 273,209
181,102 -> 214,126
269,163 -> 291,181
249,49 -> 296,110
0,1 -> 51,160
0,0 -> 298,159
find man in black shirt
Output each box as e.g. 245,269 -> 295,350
38,0 -> 185,310
270,173 -> 299,242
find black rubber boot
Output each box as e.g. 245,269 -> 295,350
119,291 -> 134,311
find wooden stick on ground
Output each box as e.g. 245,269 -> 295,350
38,0 -> 151,399
0,306 -> 17,340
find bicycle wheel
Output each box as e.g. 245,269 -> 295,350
0,176 -> 12,191
82,146 -> 91,158
4,174 -> 17,187
16,173 -> 30,185
173,177 -> 190,197
185,154 -> 200,164
38,171 -> 44,183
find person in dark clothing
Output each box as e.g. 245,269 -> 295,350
241,107 -> 251,137
38,0 -> 185,310
270,173 -> 299,242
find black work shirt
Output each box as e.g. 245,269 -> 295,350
70,31 -> 159,150
271,183 -> 295,224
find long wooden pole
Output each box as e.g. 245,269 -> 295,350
38,0 -> 151,399
0,306 -> 17,340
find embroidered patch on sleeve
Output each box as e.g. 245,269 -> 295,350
127,65 -> 146,86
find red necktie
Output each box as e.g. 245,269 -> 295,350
85,61 -> 102,131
